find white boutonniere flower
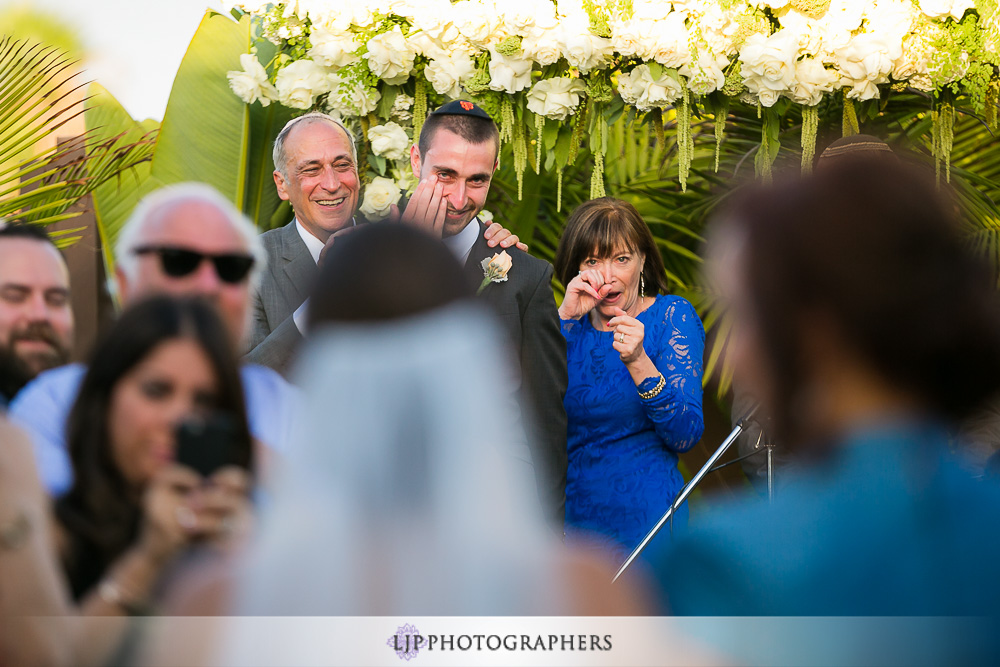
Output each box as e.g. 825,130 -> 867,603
478,250 -> 513,294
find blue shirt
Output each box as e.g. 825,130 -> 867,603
9,363 -> 298,496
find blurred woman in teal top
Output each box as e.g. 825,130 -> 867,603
652,154 -> 1000,631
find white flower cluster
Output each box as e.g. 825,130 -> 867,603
228,0 -> 992,115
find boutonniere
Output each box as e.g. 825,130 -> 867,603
478,250 -> 512,294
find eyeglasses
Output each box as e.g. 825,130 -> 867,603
133,246 -> 255,284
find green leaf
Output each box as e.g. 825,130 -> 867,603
151,11 -> 252,205
85,82 -> 160,277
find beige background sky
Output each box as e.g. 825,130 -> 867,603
5,0 -> 225,122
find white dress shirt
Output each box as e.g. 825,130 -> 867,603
292,217 -> 355,333
442,216 -> 481,265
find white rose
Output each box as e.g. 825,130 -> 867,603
391,93 -> 415,121
919,0 -> 975,20
610,18 -> 643,58
526,77 -> 586,120
755,87 -> 782,107
408,32 -> 447,61
409,4 -> 462,43
739,30 -> 799,93
825,0 -> 867,34
865,0 -> 917,45
479,208 -> 494,223
835,32 -> 902,86
300,0 -> 373,31
790,58 -> 838,106
617,64 -> 683,112
488,50 -> 534,94
679,52 -> 729,95
522,27 -> 563,67
454,0 -> 505,47
367,122 -> 410,161
328,77 -> 381,117
425,53 -> 477,97
845,79 -> 881,100
360,177 -> 402,220
275,59 -> 330,109
367,26 -> 417,85
643,15 -> 691,68
561,23 -> 614,72
227,53 -> 278,106
308,27 -> 360,70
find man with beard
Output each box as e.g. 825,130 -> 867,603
0,223 -> 73,405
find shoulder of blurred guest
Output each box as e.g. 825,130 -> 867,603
239,363 -> 300,453
8,363 -> 86,416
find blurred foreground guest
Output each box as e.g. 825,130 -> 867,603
554,198 -> 704,556
139,227 -> 649,667
734,134 -> 899,492
0,222 -> 74,404
55,297 -> 253,614
654,157 -> 1000,619
234,224 -> 603,616
0,416 -> 74,667
9,184 -> 296,496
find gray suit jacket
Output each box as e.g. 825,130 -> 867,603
464,224 -> 568,526
244,221 -> 316,375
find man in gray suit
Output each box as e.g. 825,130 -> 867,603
245,113 -> 526,374
402,101 -> 568,526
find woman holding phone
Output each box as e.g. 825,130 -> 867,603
54,296 -> 253,614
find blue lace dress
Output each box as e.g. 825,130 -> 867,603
562,294 -> 705,556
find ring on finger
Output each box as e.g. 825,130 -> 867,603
618,332 -> 625,343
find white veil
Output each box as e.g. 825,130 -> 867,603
231,302 -> 561,616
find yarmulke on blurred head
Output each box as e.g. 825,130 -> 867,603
817,134 -> 896,169
429,99 -> 493,120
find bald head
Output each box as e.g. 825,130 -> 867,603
115,184 -> 265,343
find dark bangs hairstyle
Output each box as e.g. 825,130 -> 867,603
554,197 -> 670,294
55,296 -> 252,599
719,156 -> 1000,449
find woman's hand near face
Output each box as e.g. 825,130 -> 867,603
559,269 -> 614,321
189,466 -> 253,549
135,465 -> 203,566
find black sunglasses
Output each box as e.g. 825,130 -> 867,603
133,246 -> 255,284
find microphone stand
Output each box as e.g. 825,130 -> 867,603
612,404 -> 764,583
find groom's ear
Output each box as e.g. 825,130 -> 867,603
410,144 -> 422,179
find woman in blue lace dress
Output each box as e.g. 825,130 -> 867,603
554,198 -> 705,556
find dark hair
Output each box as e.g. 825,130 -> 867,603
418,113 -> 500,161
721,156 -> 1000,446
554,197 -> 671,294
0,221 -> 56,245
309,223 -> 473,327
55,296 -> 252,599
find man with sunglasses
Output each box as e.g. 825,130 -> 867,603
245,112 -> 526,375
9,184 -> 297,496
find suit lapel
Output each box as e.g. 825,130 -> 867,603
279,222 -> 318,304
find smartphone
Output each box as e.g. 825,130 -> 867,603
174,413 -> 247,478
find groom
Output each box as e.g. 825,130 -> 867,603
402,101 -> 567,526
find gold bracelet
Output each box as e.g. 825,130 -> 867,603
638,374 -> 666,400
